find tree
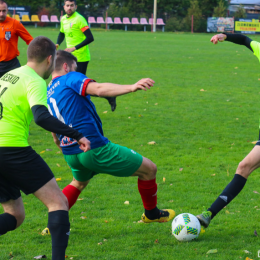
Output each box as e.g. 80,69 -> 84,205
184,0 -> 204,32
213,0 -> 227,17
234,4 -> 247,18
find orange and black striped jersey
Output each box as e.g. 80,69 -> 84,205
0,17 -> 33,62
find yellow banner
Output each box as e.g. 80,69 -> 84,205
235,20 -> 260,32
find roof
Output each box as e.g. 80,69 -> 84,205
230,0 -> 260,4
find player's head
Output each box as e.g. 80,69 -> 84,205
0,0 -> 8,22
54,50 -> 77,74
27,36 -> 56,79
64,0 -> 77,17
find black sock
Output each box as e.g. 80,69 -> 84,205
48,210 -> 70,260
0,213 -> 17,235
145,206 -> 160,220
208,174 -> 247,219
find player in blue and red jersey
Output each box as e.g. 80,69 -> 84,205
42,50 -> 175,235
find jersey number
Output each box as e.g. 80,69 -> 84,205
48,97 -> 65,123
0,85 -> 7,120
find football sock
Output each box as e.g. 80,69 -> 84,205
138,178 -> 159,219
48,210 -> 70,260
0,213 -> 17,235
62,185 -> 81,209
208,174 -> 247,219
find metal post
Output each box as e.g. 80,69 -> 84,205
106,11 -> 107,30
191,15 -> 193,33
153,0 -> 157,32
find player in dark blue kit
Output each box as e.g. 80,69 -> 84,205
42,50 -> 175,235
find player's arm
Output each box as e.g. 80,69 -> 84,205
65,28 -> 94,53
51,132 -> 63,152
210,33 -> 253,51
31,105 -> 90,152
85,78 -> 154,97
56,32 -> 65,50
16,21 -> 33,44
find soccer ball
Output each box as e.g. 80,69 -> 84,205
172,213 -> 201,241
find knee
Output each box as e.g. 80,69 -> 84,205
237,160 -> 250,178
147,162 -> 157,179
6,210 -> 25,228
71,179 -> 89,191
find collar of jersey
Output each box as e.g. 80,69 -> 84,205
52,76 -> 61,80
66,12 -> 77,19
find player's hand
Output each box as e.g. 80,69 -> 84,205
55,44 -> 59,50
210,34 -> 227,44
131,78 -> 155,92
65,47 -> 76,53
77,137 -> 91,152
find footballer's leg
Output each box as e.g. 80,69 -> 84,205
197,144 -> 260,228
35,177 -> 70,260
0,197 -> 25,235
132,157 -> 175,223
42,178 -> 89,235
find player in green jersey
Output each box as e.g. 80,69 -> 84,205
56,0 -> 117,112
0,36 -> 90,260
197,33 -> 260,229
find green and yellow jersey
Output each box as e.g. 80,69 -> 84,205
0,65 -> 47,147
251,41 -> 260,61
60,12 -> 90,62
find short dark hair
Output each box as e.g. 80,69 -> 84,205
0,1 -> 7,5
64,0 -> 77,5
55,50 -> 77,71
27,36 -> 56,63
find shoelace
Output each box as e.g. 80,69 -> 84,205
202,211 -> 211,218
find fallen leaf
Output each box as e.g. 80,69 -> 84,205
105,220 -> 108,223
235,67 -> 238,69
253,191 -> 259,194
236,118 -> 239,120
251,141 -> 257,144
138,220 -> 144,223
225,210 -> 230,214
245,258 -> 253,260
206,249 -> 217,254
103,239 -> 107,242
128,117 -> 131,119
103,111 -> 107,113
154,103 -> 158,105
40,151 -> 45,154
77,198 -> 84,200
154,239 -> 159,243
211,174 -> 215,176
56,164 -> 60,167
163,177 -> 166,182
34,256 -> 47,259
46,149 -> 52,151
244,250 -> 251,254
200,227 -> 206,234
56,151 -> 61,154
200,89 -> 205,91
254,230 -> 258,236
124,201 -> 129,205
148,141 -> 156,145
179,168 -> 183,171
56,178 -> 61,181
80,216 -> 87,219
138,114 -> 143,117
98,242 -> 103,245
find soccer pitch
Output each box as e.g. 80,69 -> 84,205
1,27 -> 260,259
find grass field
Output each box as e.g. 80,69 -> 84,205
1,27 -> 260,259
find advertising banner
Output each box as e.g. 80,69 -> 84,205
207,17 -> 234,33
235,19 -> 260,34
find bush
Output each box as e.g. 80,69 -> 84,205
165,17 -> 184,32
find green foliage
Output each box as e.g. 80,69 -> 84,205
234,4 -> 247,18
184,0 -> 206,32
165,17 -> 185,32
213,0 -> 227,17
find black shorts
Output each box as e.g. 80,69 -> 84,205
76,61 -> 89,75
0,146 -> 54,202
0,57 -> 21,78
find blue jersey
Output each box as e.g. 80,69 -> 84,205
47,72 -> 109,155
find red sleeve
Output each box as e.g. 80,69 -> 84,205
81,78 -> 95,96
81,26 -> 89,32
15,21 -> 33,45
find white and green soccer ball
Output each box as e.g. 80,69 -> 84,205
172,213 -> 201,241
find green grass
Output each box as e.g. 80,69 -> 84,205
1,28 -> 260,259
